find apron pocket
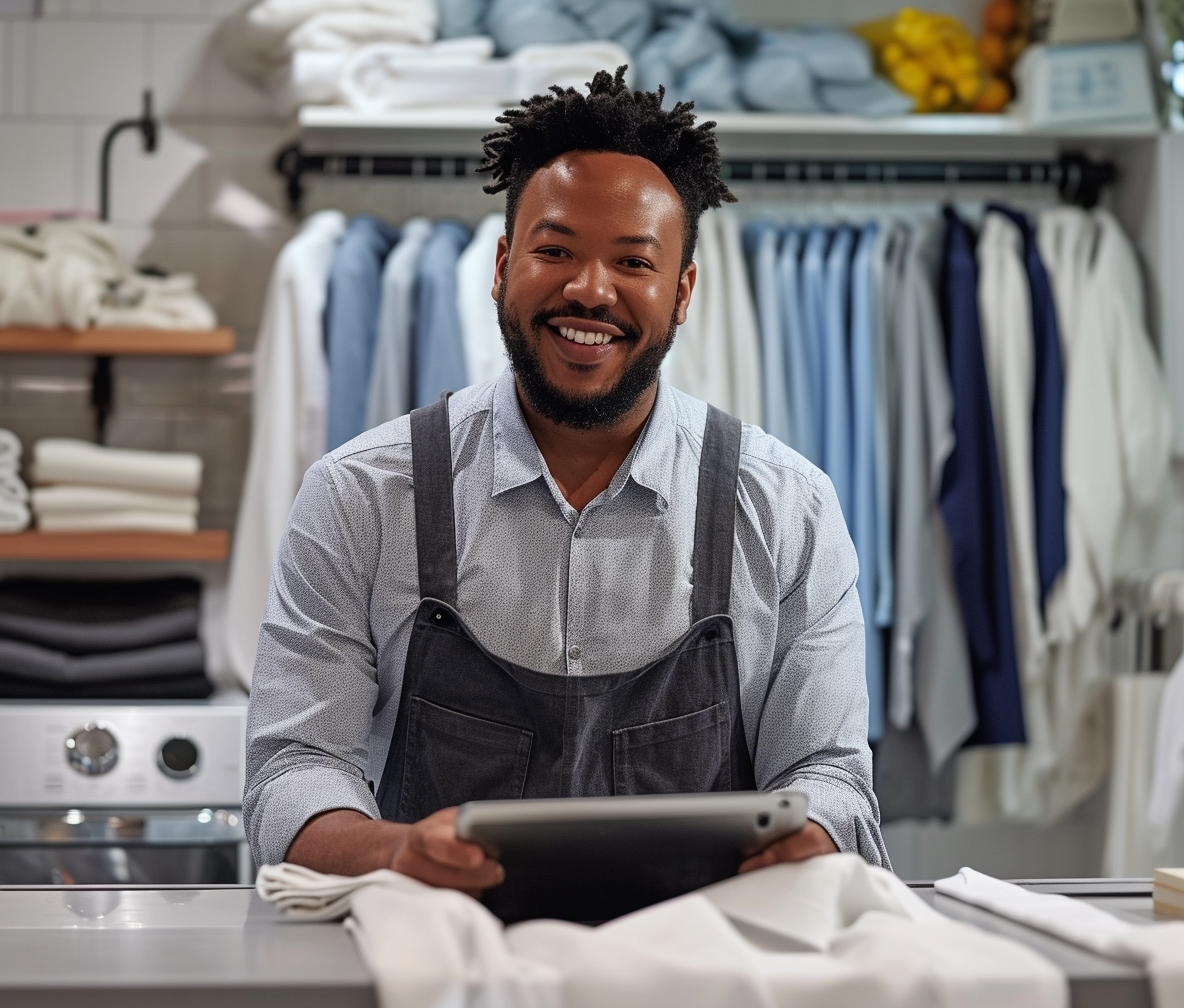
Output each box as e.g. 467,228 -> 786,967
397,696 -> 533,821
612,701 -> 730,795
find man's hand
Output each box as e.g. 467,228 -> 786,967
738,819 -> 838,873
286,806 -> 503,896
390,807 -> 504,896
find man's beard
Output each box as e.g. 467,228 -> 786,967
496,290 -> 677,431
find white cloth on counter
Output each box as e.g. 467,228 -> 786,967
668,210 -> 762,427
260,855 -> 1066,1008
220,0 -> 437,86
32,439 -> 202,495
225,210 -> 344,689
456,212 -> 507,388
31,485 -> 198,515
935,867 -> 1184,1008
36,510 -> 197,533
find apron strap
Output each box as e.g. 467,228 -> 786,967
691,405 -> 743,622
410,394 -> 458,606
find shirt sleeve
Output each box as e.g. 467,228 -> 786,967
243,457 -> 386,868
757,468 -> 890,868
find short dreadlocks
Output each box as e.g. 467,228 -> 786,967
479,67 -> 736,271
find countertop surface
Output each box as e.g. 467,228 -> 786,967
0,879 -> 1165,1008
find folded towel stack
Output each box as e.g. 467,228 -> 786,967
0,577 -> 212,699
0,429 -> 31,533
31,439 -> 202,533
1155,867 -> 1184,917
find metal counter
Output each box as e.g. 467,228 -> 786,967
0,879 -> 1161,1007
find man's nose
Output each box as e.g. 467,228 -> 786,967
562,259 -> 617,309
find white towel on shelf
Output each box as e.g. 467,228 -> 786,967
36,510 -> 197,533
259,855 -> 1066,1008
935,867 -> 1184,1008
0,498 -> 30,533
32,439 -> 202,495
31,485 -> 198,516
0,471 -> 28,504
0,428 -> 21,470
96,272 -> 217,331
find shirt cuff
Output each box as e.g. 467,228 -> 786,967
779,772 -> 891,870
245,764 -> 380,868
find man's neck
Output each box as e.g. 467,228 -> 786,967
516,379 -> 658,512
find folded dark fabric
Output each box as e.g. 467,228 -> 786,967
0,608 -> 199,654
0,637 -> 204,685
0,672 -> 214,700
0,577 -> 200,622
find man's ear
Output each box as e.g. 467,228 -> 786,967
491,234 -> 510,302
675,261 -> 697,326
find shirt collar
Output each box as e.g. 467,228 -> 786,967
490,367 -> 675,511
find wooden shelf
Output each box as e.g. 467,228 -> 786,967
0,530 -> 229,561
0,327 -> 235,356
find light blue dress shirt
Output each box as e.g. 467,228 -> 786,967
800,226 -> 830,467
821,225 -> 854,527
743,220 -> 792,446
414,220 -> 472,408
244,369 -> 887,871
778,227 -> 817,465
325,215 -> 399,451
850,221 -> 884,741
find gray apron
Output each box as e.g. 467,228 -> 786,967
376,394 -> 756,920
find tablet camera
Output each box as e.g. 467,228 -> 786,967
756,812 -> 771,828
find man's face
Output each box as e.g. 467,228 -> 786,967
492,150 -> 696,430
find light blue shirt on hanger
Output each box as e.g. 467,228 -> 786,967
821,225 -> 854,528
742,220 -> 793,447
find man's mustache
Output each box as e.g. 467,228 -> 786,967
530,305 -> 642,344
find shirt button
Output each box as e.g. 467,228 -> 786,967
568,645 -> 582,660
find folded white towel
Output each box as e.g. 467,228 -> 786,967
32,439 -> 202,495
37,510 -> 197,533
0,470 -> 29,504
0,428 -> 21,470
259,857 -> 1067,1008
935,867 -> 1184,1008
32,485 -> 198,515
0,498 -> 30,533
96,272 -> 217,331
510,42 -> 633,99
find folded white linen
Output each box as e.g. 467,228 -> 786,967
0,498 -> 30,533
935,867 -> 1184,1008
259,855 -> 1067,1008
0,471 -> 28,504
32,439 -> 202,495
32,485 -> 198,515
96,272 -> 217,331
339,37 -> 514,110
510,42 -> 633,98
0,428 -> 21,470
37,510 -> 197,533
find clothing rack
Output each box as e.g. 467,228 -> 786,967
1112,570 -> 1184,673
273,143 -> 1116,215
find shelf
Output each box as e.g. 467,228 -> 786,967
298,104 -> 1160,139
0,530 -> 229,562
0,327 -> 235,356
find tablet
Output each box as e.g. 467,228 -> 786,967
456,790 -> 808,924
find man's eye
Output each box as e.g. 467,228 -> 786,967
620,257 -> 651,269
538,247 -> 567,258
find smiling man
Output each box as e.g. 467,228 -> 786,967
244,69 -> 888,895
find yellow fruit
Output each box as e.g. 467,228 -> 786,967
892,58 -> 932,97
928,80 -> 954,109
882,39 -> 907,69
954,71 -> 985,103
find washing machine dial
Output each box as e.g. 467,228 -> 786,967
158,736 -> 200,779
65,724 -> 119,776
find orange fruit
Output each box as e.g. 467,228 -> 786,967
978,32 -> 1008,72
974,75 -> 1011,112
983,0 -> 1019,34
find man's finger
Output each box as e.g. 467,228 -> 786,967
419,827 -> 488,869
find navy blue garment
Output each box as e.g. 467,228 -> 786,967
413,221 -> 472,408
988,203 -> 1067,609
325,215 -> 399,451
938,208 -> 1026,746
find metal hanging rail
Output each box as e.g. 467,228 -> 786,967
273,143 -> 1116,214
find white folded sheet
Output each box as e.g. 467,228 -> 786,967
935,867 -> 1184,1008
32,439 -> 202,495
37,510 -> 197,533
32,485 -> 198,515
258,855 -> 1067,1008
0,428 -> 21,470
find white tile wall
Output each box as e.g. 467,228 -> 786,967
30,20 -> 147,116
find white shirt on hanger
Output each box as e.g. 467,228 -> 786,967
225,210 -> 345,688
456,213 -> 508,388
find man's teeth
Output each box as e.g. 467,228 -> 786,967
558,325 -> 613,346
